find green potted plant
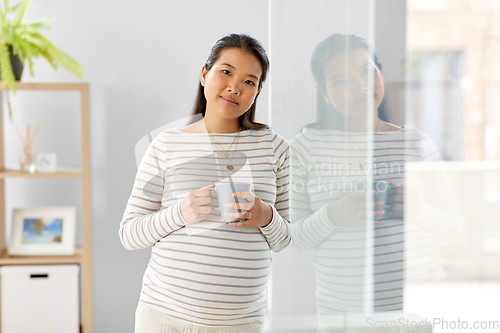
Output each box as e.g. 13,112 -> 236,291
0,0 -> 83,120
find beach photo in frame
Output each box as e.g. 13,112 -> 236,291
9,207 -> 76,255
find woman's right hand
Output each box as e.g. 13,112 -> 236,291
326,190 -> 385,227
180,184 -> 214,224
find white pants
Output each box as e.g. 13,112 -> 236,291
135,302 -> 264,333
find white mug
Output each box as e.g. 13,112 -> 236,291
208,183 -> 251,222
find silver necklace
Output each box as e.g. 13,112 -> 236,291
203,119 -> 242,171
346,119 -> 383,170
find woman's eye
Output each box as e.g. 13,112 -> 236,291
364,68 -> 374,75
333,80 -> 346,86
245,80 -> 255,86
221,69 -> 231,75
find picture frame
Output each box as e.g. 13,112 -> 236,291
9,207 -> 76,255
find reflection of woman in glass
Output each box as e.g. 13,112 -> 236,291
290,34 -> 462,330
120,34 -> 290,333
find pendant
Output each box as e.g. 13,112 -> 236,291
224,152 -> 230,158
227,165 -> 234,171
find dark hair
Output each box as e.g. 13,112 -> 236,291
309,33 -> 390,130
190,33 -> 269,130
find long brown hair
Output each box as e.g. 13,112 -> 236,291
190,33 -> 269,130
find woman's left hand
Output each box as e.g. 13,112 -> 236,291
224,192 -> 273,227
387,180 -> 404,218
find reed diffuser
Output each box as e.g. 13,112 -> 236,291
15,124 -> 39,173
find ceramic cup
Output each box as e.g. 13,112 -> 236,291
361,181 -> 396,218
208,182 -> 251,222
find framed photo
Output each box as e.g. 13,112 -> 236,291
9,207 -> 76,255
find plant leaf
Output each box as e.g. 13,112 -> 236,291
13,0 -> 29,26
30,32 -> 83,78
8,3 -> 20,13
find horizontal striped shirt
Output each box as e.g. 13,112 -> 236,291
289,126 -> 462,324
119,127 -> 290,326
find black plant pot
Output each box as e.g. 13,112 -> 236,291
9,45 -> 24,81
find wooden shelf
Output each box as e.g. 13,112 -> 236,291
0,247 -> 83,265
0,168 -> 82,179
0,83 -> 94,332
3,82 -> 89,91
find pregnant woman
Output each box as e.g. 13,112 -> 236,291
290,33 -> 463,331
120,33 -> 290,333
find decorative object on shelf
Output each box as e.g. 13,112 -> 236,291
9,206 -> 76,255
36,152 -> 57,172
0,0 -> 84,121
14,123 -> 39,172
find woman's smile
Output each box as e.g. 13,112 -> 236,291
353,93 -> 375,105
220,95 -> 239,106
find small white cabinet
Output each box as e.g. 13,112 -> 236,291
0,265 -> 80,333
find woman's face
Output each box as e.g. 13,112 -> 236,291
201,47 -> 262,122
320,48 -> 384,118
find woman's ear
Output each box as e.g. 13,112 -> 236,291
200,65 -> 208,87
252,89 -> 262,104
318,87 -> 329,104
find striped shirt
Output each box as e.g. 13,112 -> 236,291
119,127 -> 290,327
289,126 -> 462,325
